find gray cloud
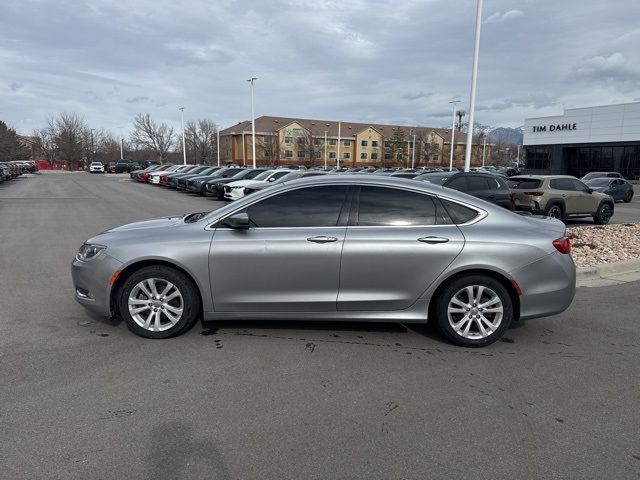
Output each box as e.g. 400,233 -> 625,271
9,82 -> 23,91
1,0 -> 639,134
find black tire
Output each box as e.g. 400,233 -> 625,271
624,191 -> 633,203
544,203 -> 563,220
433,275 -> 513,348
118,265 -> 200,339
593,202 -> 613,225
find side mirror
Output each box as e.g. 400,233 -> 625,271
586,188 -> 593,194
268,177 -> 276,182
222,212 -> 250,229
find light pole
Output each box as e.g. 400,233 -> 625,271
337,120 -> 341,168
90,128 -> 95,164
449,99 -> 460,171
463,0 -> 484,172
516,144 -> 521,168
120,138 -> 124,160
246,77 -> 257,169
324,131 -> 328,169
179,107 -> 186,165
482,137 -> 487,167
216,128 -> 220,167
412,133 -> 416,168
406,130 -> 412,168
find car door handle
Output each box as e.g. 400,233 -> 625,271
489,194 -> 495,199
307,236 -> 338,244
418,236 -> 450,244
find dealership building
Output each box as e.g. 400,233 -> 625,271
523,102 -> 640,179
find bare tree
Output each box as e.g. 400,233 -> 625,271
184,119 -> 218,164
31,112 -> 90,168
130,113 -> 175,161
258,133 -> 280,166
0,121 -> 30,161
382,129 -> 407,167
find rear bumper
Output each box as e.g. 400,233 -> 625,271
510,251 -> 576,321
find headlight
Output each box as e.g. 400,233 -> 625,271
231,185 -> 244,189
76,244 -> 106,261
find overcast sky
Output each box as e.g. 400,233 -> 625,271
2,0 -> 639,135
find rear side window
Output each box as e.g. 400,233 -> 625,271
246,186 -> 348,228
357,186 -> 438,226
509,179 -> 541,189
466,176 -> 489,192
440,199 -> 479,224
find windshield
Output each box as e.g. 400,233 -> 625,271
252,170 -> 277,181
586,178 -> 613,187
508,178 -> 542,189
419,174 -> 452,185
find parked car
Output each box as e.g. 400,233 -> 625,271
186,167 -> 246,195
89,161 -> 105,173
223,169 -> 293,201
242,170 -> 327,195
106,162 -> 117,173
72,175 -> 576,347
204,168 -> 270,199
165,166 -> 210,188
176,166 -> 223,190
509,175 -> 615,224
585,177 -> 634,203
159,165 -> 201,187
149,165 -> 191,184
581,171 -> 623,181
416,172 -> 514,210
114,159 -> 136,173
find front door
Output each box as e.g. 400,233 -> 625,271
338,186 -> 465,311
209,185 -> 349,312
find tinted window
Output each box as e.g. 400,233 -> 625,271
245,186 -> 347,228
219,168 -> 245,178
440,199 -> 479,224
446,177 -> 467,191
509,179 -> 541,189
550,178 -> 576,191
357,186 -> 437,226
466,176 -> 489,192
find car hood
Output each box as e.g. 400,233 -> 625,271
226,179 -> 265,188
104,216 -> 185,233
590,186 -> 609,192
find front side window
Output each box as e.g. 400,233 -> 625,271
466,176 -> 490,192
550,178 -> 576,191
356,186 -> 440,226
571,179 -> 589,192
245,186 -> 348,228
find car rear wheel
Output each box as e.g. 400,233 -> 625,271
593,203 -> 613,225
544,203 -> 563,220
118,265 -> 200,339
433,275 -> 513,347
624,191 -> 633,203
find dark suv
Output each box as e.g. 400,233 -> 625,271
416,171 -> 514,210
114,159 -> 138,173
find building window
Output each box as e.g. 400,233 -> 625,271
384,141 -> 391,147
329,152 -> 337,159
314,138 -> 321,145
396,152 -> 403,160
384,153 -> 391,160
284,136 -> 293,145
361,140 -> 368,147
343,140 -> 351,147
371,153 -> 378,160
361,153 -> 368,159
315,151 -> 321,158
329,139 -> 337,146
297,150 -> 305,158
371,141 -> 379,147
297,137 -> 306,145
285,150 -> 293,158
343,152 -> 350,159
526,147 -> 551,170
264,150 -> 270,157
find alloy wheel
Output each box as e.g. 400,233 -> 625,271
447,285 -> 504,340
127,278 -> 184,332
547,205 -> 562,219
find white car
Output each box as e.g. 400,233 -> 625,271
89,162 -> 105,173
223,170 -> 293,200
149,165 -> 190,184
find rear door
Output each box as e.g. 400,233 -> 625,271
337,186 -> 465,311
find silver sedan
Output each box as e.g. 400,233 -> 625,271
71,175 -> 576,347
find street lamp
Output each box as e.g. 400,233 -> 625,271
448,99 -> 460,171
324,131 -> 328,169
179,107 -> 186,165
246,77 -> 257,169
90,128 -> 95,164
463,0 -> 484,172
412,133 -> 416,168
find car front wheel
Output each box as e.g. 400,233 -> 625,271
593,203 -> 613,225
624,191 -> 634,203
118,265 -> 200,339
433,275 -> 513,347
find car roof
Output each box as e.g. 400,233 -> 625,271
509,175 -> 577,180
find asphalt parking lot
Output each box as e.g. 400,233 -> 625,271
1,172 -> 639,480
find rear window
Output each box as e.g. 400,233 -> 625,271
508,179 -> 542,189
440,199 -> 480,224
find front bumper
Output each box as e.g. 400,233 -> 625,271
71,253 -> 124,318
188,182 -> 205,193
224,188 -> 245,200
511,251 -> 576,321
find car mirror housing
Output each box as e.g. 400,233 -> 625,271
223,212 -> 250,229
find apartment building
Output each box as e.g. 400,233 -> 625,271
219,116 -> 475,167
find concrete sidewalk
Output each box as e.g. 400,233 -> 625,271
576,257 -> 640,287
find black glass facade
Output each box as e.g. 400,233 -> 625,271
524,143 -> 640,180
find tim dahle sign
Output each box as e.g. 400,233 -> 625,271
532,123 -> 577,133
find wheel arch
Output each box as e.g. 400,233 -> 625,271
427,268 -> 521,323
109,259 -> 204,318
544,197 -> 565,213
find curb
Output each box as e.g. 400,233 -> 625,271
576,257 -> 640,286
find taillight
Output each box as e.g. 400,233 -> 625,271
553,236 -> 571,254
525,191 -> 544,196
